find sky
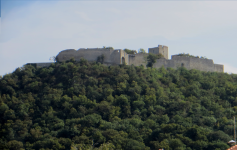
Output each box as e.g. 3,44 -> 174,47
1,0 -> 237,76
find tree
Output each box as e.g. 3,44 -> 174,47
146,53 -> 164,68
169,139 -> 185,150
0,58 -> 236,150
124,49 -> 137,54
146,54 -> 157,68
97,54 -> 105,64
49,56 -> 57,62
6,140 -> 24,150
138,48 -> 146,53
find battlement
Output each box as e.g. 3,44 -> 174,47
168,55 -> 222,72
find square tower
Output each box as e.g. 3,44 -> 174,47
148,45 -> 169,59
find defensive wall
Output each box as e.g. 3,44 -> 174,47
57,48 -> 130,65
152,55 -> 224,72
28,45 -> 224,73
129,53 -> 148,67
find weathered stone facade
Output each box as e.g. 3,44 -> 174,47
56,47 -> 130,65
153,56 -> 223,72
148,45 -> 168,59
30,45 -> 224,72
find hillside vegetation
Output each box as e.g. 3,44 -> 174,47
1,59 -> 237,150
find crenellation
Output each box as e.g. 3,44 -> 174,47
30,45 -> 224,72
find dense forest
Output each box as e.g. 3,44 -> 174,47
1,58 -> 237,150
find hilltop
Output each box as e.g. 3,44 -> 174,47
0,59 -> 236,150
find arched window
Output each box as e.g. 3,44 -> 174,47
181,63 -> 184,67
122,57 -> 125,64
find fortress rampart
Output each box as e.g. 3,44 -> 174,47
152,55 -> 224,72
57,48 -> 130,65
29,45 -> 224,73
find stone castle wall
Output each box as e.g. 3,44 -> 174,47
125,53 -> 223,72
171,55 -> 215,71
57,48 -> 115,64
215,64 -> 224,72
129,53 -> 148,67
56,48 -> 132,65
51,46 -> 224,73
120,50 -> 130,65
151,55 -> 224,72
172,55 -> 224,72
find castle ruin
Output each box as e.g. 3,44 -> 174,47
28,45 -> 224,72
55,45 -> 223,72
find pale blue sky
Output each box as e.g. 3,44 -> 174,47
1,0 -> 237,76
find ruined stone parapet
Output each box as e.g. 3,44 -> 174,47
56,48 -> 129,65
128,53 -> 148,66
158,55 -> 224,72
214,64 -> 224,72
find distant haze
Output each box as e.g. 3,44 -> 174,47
1,1 -> 237,76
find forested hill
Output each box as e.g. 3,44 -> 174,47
1,59 -> 237,150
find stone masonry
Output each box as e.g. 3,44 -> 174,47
30,45 -> 224,72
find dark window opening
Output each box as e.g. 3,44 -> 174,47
122,57 -> 125,64
181,63 -> 184,67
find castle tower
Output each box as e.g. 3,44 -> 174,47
148,45 -> 168,59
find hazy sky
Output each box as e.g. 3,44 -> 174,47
1,0 -> 237,76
